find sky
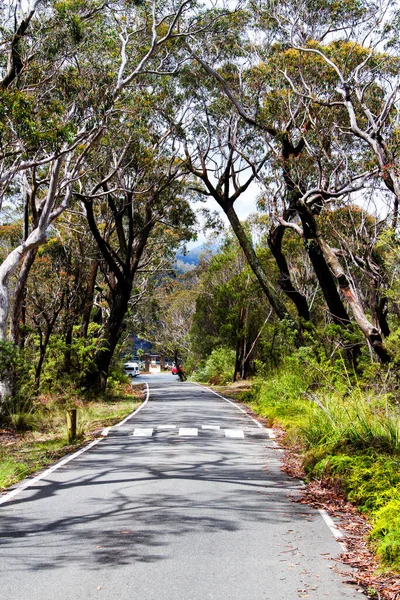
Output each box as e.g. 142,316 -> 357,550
187,182 -> 260,248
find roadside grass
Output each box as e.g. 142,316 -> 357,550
213,359 -> 400,574
0,383 -> 143,492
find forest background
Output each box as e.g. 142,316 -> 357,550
1,0 -> 400,587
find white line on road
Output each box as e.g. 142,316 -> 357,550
133,428 -> 153,437
225,429 -> 245,439
179,428 -> 198,436
0,383 -> 150,506
114,383 -> 150,427
318,509 -> 346,551
195,383 -> 263,429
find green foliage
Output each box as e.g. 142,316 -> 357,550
0,340 -> 20,378
371,498 -> 400,569
38,324 -> 104,392
239,349 -> 400,571
194,347 -> 236,385
0,342 -> 34,421
250,367 -> 309,429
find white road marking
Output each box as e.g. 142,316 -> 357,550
0,383 -> 150,507
114,383 -> 150,428
225,429 -> 245,439
272,441 -> 284,453
179,428 -> 198,436
133,428 -> 153,437
266,428 -> 276,438
195,383 -> 263,429
318,509 -> 347,551
157,425 -> 177,430
202,425 -> 220,430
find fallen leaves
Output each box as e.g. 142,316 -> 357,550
284,454 -> 400,599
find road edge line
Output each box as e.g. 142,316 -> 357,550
194,383 -> 347,550
193,382 -> 263,429
318,508 -> 347,551
113,382 -> 150,428
0,383 -> 150,506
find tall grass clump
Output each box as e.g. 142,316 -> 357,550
240,348 -> 400,572
303,393 -> 400,456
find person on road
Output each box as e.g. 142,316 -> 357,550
176,364 -> 186,382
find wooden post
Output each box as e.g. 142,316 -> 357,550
67,408 -> 77,442
144,353 -> 150,372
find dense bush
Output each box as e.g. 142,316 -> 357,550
193,347 -> 236,385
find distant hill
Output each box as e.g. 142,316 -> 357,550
175,242 -> 220,272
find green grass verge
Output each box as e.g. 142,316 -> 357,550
221,364 -> 400,573
0,385 -> 142,491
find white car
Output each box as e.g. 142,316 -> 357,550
124,362 -> 140,377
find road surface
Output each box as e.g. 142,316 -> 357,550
0,374 -> 361,599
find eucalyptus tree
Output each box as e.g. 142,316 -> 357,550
74,107 -> 196,390
267,0 -> 400,228
252,0 -> 400,360
183,0 -> 399,362
166,63 -> 308,328
0,0 -> 231,403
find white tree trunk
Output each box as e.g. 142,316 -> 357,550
0,158 -> 62,340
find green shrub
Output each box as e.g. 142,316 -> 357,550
309,453 -> 400,512
194,347 -> 235,385
370,497 -> 400,570
239,352 -> 400,572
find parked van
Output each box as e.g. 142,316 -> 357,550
124,362 -> 140,377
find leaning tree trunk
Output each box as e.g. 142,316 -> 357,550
81,259 -> 99,338
319,239 -> 391,363
233,304 -> 245,382
297,208 -> 351,327
0,159 -> 62,341
10,249 -> 38,345
225,204 -> 290,321
268,223 -> 311,322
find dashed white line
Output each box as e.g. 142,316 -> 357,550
133,428 -> 153,437
225,429 -> 245,439
179,428 -> 198,436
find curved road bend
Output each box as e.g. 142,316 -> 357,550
0,374 -> 361,600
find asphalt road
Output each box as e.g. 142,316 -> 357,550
0,374 -> 361,600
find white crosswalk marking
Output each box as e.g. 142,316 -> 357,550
133,428 -> 153,437
130,425 -> 249,439
224,429 -> 245,439
179,428 -> 198,436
